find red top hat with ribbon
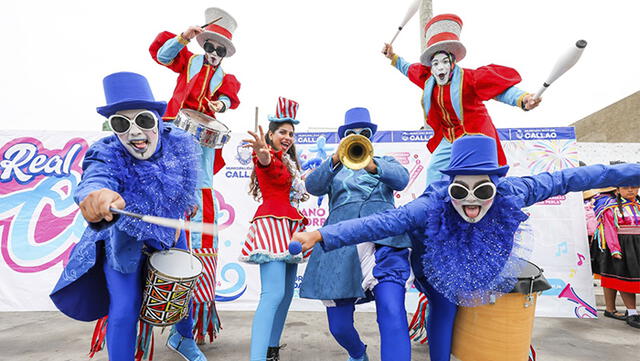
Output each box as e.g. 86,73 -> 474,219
196,7 -> 237,57
268,97 -> 300,125
420,14 -> 467,65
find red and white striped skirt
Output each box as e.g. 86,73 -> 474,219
239,217 -> 311,264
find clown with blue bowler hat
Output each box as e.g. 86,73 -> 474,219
300,107 -> 413,361
294,134 -> 640,361
49,72 -> 208,361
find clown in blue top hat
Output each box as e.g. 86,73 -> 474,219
337,107 -> 378,139
293,134 -> 640,361
50,71 -> 207,361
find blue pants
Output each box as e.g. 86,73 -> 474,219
103,236 -> 194,361
326,245 -> 411,361
420,279 -> 457,361
423,139 -> 458,361
426,139 -> 452,184
249,261 -> 298,361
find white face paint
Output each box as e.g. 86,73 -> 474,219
203,39 -> 225,67
110,109 -> 160,160
448,174 -> 496,223
431,52 -> 452,86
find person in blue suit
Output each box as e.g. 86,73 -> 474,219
294,134 -> 640,361
299,107 -> 413,361
49,72 -> 207,361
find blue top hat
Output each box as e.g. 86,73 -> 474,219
96,72 -> 167,118
440,135 -> 509,177
337,107 -> 378,139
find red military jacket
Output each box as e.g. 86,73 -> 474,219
396,56 -> 525,166
252,149 -> 306,224
150,31 -> 241,121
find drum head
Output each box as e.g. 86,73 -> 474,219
180,109 -> 215,124
149,249 -> 203,279
518,260 -> 541,279
511,259 -> 551,294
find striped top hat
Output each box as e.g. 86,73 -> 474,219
268,97 -> 300,124
420,14 -> 467,65
196,7 -> 237,57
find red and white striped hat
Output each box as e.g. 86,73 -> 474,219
420,14 -> 467,65
196,7 -> 237,57
268,97 -> 300,125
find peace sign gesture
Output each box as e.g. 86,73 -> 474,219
243,125 -> 271,166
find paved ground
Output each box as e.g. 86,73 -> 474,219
0,311 -> 638,361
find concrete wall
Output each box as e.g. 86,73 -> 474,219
571,91 -> 640,142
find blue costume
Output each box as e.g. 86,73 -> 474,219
300,108 -> 412,361
49,72 -> 206,361
314,135 -> 640,361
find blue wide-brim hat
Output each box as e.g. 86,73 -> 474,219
440,135 -> 509,177
338,107 -> 378,139
96,72 -> 167,118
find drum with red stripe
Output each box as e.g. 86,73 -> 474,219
140,249 -> 203,327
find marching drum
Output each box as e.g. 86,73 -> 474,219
452,260 -> 551,361
139,249 -> 203,327
174,109 -> 231,149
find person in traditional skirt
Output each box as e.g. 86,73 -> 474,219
594,183 -> 640,328
299,107 -> 412,361
239,97 -> 310,361
150,7 -> 241,346
49,72 -> 205,361
589,187 -> 620,319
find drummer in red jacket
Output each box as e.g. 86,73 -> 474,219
149,6 -> 241,349
382,14 -> 541,184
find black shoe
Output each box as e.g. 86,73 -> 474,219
267,344 -> 287,361
604,310 -> 627,321
626,313 -> 640,329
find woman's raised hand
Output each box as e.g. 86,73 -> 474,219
243,125 -> 271,166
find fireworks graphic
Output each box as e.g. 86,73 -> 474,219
527,140 -> 578,174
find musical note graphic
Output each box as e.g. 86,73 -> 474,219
556,241 -> 568,256
577,253 -> 586,266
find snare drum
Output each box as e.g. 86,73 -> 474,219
139,249 -> 203,327
452,260 -> 551,361
174,109 -> 231,149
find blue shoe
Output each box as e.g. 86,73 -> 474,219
348,352 -> 369,361
167,332 -> 208,361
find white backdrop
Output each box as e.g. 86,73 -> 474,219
0,127 -> 606,317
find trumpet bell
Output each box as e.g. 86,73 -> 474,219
337,134 -> 374,170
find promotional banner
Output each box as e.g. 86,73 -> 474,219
0,127 -> 604,318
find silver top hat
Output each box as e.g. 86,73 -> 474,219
196,7 -> 237,57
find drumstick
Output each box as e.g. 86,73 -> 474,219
534,40 -> 587,99
109,208 -> 218,237
254,106 -> 259,133
201,16 -> 223,28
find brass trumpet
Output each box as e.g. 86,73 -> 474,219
337,134 -> 374,170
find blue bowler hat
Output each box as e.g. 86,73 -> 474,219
96,72 -> 167,118
440,135 -> 509,177
337,107 -> 378,139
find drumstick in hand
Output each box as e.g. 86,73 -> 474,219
109,208 -> 218,237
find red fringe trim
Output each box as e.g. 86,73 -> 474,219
408,293 -> 429,344
88,316 -> 108,358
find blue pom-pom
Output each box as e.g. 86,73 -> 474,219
288,241 -> 302,255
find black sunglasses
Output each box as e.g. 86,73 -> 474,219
203,41 -> 227,57
448,182 -> 496,201
108,111 -> 158,134
344,127 -> 372,139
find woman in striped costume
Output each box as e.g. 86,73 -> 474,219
239,97 -> 310,361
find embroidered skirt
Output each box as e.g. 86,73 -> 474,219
239,217 -> 311,264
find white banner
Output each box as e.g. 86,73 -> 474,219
0,127 -> 605,318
